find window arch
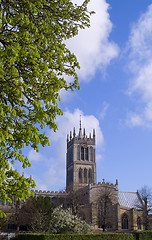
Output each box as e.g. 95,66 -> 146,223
79,168 -> 83,183
90,147 -> 94,161
137,217 -> 141,230
122,214 -> 129,230
81,146 -> 84,160
77,145 -> 80,160
85,147 -> 88,160
84,168 -> 88,183
88,169 -> 92,184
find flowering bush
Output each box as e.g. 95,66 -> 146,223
49,206 -> 93,234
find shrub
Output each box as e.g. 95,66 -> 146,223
49,206 -> 93,234
134,231 -> 152,240
12,233 -> 135,240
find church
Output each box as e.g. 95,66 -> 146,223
64,122 -> 144,231
0,122 -> 144,232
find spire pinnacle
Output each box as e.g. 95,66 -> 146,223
78,115 -> 83,138
73,127 -> 76,137
80,115 -> 82,130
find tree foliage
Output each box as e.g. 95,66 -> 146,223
8,196 -> 53,232
138,186 -> 152,230
0,0 -> 92,217
7,198 -> 92,234
66,190 -> 82,215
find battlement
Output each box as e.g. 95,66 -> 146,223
67,127 -> 95,146
31,190 -> 67,197
88,179 -> 118,191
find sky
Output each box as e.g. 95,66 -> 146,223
23,0 -> 152,193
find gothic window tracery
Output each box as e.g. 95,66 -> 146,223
122,214 -> 129,230
137,216 -> 141,230
90,147 -> 94,161
81,146 -> 84,160
77,145 -> 80,160
85,147 -> 88,160
88,168 -> 92,184
81,146 -> 89,161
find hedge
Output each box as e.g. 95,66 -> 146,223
11,233 -> 135,240
134,231 -> 152,240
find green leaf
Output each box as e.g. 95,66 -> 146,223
0,0 -> 91,218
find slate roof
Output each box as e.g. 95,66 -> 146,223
118,192 -> 143,209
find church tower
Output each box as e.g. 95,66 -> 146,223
66,120 -> 97,191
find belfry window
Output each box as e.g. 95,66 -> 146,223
81,146 -> 88,161
90,147 -> 94,161
77,145 -> 80,160
81,146 -> 84,160
122,214 -> 129,230
85,147 -> 88,160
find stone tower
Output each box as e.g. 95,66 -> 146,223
66,120 -> 97,191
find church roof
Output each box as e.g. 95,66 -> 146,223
118,192 -> 143,209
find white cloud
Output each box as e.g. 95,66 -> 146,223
27,109 -> 104,191
34,178 -> 48,191
45,165 -> 66,191
96,153 -> 103,162
126,113 -> 144,127
49,108 -> 104,146
126,4 -> 152,127
43,109 -> 104,190
66,0 -> 119,81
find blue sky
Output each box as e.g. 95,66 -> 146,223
23,0 -> 152,192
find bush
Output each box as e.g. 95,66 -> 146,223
49,206 -> 93,234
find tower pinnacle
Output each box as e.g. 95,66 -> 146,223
80,115 -> 82,130
78,115 -> 83,138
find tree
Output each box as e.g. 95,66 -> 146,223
97,186 -> 117,232
8,196 -> 53,232
8,198 -> 93,233
0,0 -> 92,217
65,190 -> 82,215
138,186 -> 152,230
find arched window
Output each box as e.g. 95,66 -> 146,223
79,168 -> 83,183
137,217 -> 141,230
77,145 -> 80,160
85,147 -> 88,160
88,169 -> 92,184
81,146 -> 84,160
122,214 -> 129,230
84,168 -> 87,183
90,147 -> 94,161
